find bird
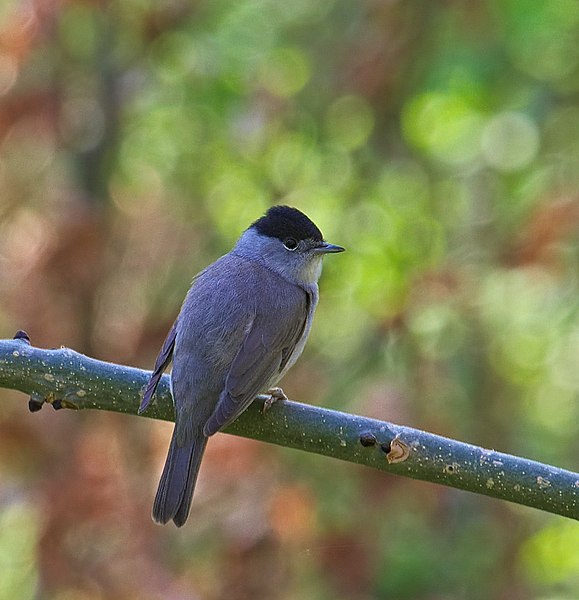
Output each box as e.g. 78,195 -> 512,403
139,205 -> 345,526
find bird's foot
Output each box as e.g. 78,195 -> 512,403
263,387 -> 288,413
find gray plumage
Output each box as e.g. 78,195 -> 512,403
139,206 -> 344,526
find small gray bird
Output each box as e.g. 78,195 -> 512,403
139,206 -> 344,526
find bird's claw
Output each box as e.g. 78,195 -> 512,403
263,387 -> 288,413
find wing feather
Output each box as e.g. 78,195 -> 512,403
139,321 -> 177,414
203,293 -> 308,436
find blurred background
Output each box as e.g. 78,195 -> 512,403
1,0 -> 579,598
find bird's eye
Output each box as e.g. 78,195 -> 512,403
283,237 -> 298,251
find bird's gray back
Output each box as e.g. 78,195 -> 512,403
171,253 -> 309,443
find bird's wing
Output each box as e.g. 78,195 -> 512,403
139,320 -> 177,414
203,291 -> 309,436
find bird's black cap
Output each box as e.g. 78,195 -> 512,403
251,206 -> 323,242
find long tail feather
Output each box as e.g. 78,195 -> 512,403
152,432 -> 208,527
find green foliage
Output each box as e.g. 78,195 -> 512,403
1,0 -> 579,597
0,503 -> 39,600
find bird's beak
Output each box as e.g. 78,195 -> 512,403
314,241 -> 346,254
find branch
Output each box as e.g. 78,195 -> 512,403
1,333 -> 578,520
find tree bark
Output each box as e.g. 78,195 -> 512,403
1,333 -> 578,520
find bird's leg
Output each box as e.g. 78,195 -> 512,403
263,387 -> 288,413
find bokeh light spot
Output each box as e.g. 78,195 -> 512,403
0,53 -> 17,95
260,47 -> 311,97
402,92 -> 483,165
481,111 -> 539,172
521,521 -> 579,585
267,133 -> 320,190
409,304 -> 465,360
0,502 -> 39,600
326,95 -> 374,151
505,0 -> 579,87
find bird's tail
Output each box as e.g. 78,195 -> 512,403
152,431 -> 208,527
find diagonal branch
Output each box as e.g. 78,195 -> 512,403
1,333 -> 578,520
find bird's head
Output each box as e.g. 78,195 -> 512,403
235,205 -> 345,285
